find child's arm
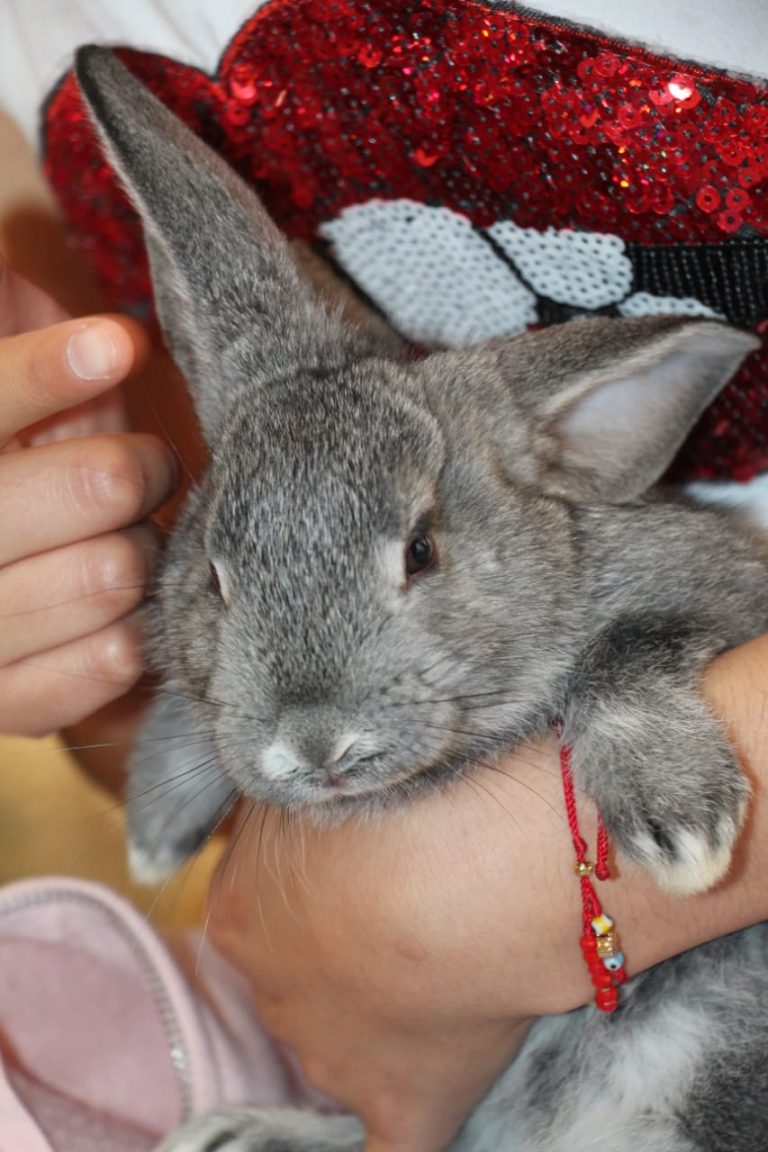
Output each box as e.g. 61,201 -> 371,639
203,633 -> 768,1152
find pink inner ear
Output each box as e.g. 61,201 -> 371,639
553,322 -> 759,494
556,365 -> 673,467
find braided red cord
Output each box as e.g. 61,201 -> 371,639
595,818 -> 611,882
558,731 -> 627,1012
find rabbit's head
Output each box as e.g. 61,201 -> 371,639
76,48 -> 758,810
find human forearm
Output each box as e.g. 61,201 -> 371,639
202,631 -> 768,1152
455,630 -> 768,1015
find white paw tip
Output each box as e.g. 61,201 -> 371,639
650,828 -> 735,896
128,842 -> 178,886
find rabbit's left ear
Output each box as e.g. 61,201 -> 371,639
528,317 -> 758,502
432,315 -> 758,503
75,47 -> 349,442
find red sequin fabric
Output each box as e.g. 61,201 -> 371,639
43,0 -> 768,482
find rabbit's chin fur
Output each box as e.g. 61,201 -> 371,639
78,46 -> 768,1152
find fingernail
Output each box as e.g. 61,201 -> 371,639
104,620 -> 145,682
66,323 -> 120,380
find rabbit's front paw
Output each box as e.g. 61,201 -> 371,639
126,745 -> 235,884
155,1110 -> 364,1152
621,805 -> 745,895
126,755 -> 235,885
127,695 -> 235,884
570,704 -> 749,895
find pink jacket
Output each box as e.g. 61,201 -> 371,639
0,877 -> 318,1150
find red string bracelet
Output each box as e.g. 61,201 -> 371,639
558,731 -> 628,1012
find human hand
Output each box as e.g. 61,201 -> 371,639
0,263 -> 178,736
205,635 -> 768,1152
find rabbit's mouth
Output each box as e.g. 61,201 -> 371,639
257,750 -> 474,813
241,721 -> 474,810
298,761 -> 419,807
250,725 -> 446,809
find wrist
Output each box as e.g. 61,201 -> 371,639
549,634 -> 768,1010
465,633 -> 768,1017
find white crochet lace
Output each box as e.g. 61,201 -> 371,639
321,198 -> 723,347
488,221 -> 632,310
321,200 -> 537,345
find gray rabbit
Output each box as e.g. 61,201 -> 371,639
76,47 -> 768,1152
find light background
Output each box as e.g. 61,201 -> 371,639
0,734 -> 218,927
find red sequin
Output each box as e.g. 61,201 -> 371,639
696,185 -> 721,213
42,0 -> 768,484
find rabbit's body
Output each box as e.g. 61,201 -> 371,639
75,47 -> 768,1152
139,359 -> 767,892
462,925 -> 768,1152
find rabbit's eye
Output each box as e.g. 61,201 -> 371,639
405,533 -> 436,579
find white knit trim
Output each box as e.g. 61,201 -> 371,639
488,222 -> 633,309
619,293 -> 723,320
320,200 -> 537,347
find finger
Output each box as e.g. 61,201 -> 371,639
0,525 -> 159,666
0,616 -> 144,738
22,384 -> 129,447
0,316 -> 140,445
0,263 -> 69,338
0,433 -> 177,566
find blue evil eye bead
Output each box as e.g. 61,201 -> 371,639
603,953 -> 625,972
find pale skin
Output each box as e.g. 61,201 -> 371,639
3,108 -> 768,1152
0,110 -> 180,738
0,268 -> 177,735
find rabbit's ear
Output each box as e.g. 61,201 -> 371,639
507,317 -> 758,503
75,46 -> 345,441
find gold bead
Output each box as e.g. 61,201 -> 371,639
574,860 -> 595,877
596,934 -> 618,957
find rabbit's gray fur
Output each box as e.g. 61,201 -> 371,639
77,46 -> 768,1152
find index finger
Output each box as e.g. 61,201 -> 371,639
0,316 -> 142,446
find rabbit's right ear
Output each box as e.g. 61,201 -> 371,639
75,47 -> 349,441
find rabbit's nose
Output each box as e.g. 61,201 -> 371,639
328,735 -> 383,781
260,741 -> 307,781
261,732 -> 381,786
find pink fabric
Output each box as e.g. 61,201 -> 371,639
0,877 -> 313,1151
